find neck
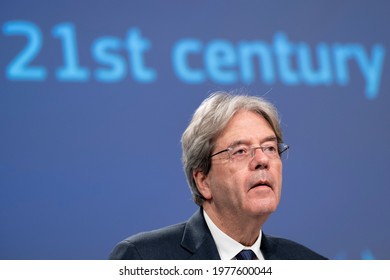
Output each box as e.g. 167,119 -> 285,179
203,204 -> 269,246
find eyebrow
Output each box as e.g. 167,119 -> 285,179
227,135 -> 278,148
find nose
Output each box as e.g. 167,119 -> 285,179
249,147 -> 269,170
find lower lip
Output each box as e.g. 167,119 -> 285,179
251,185 -> 271,190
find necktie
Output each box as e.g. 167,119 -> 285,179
235,249 -> 256,260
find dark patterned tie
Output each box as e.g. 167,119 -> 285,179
235,249 -> 256,260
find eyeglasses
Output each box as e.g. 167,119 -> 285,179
210,143 -> 289,162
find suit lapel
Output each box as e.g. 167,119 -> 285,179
181,208 -> 220,260
261,232 -> 280,260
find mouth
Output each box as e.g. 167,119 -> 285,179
250,181 -> 272,190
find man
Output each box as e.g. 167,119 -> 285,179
109,91 -> 326,260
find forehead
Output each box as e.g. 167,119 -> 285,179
215,110 -> 276,146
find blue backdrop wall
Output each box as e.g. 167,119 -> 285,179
1,1 -> 389,259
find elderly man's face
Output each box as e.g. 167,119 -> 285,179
199,110 -> 283,219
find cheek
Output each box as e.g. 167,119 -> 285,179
270,163 -> 283,189
276,165 -> 283,193
208,167 -> 244,196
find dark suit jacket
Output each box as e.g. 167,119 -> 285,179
109,209 -> 327,260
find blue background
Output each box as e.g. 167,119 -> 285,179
1,1 -> 389,259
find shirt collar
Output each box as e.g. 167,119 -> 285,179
203,209 -> 264,260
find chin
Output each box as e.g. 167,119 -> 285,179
255,201 -> 279,215
245,204 -> 277,217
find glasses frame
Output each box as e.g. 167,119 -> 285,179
210,143 -> 289,161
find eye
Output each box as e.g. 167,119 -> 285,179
263,145 -> 277,154
231,145 -> 249,156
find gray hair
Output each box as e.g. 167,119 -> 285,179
181,91 -> 283,206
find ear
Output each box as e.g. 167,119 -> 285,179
193,169 -> 212,200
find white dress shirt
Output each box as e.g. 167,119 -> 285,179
203,210 -> 264,260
